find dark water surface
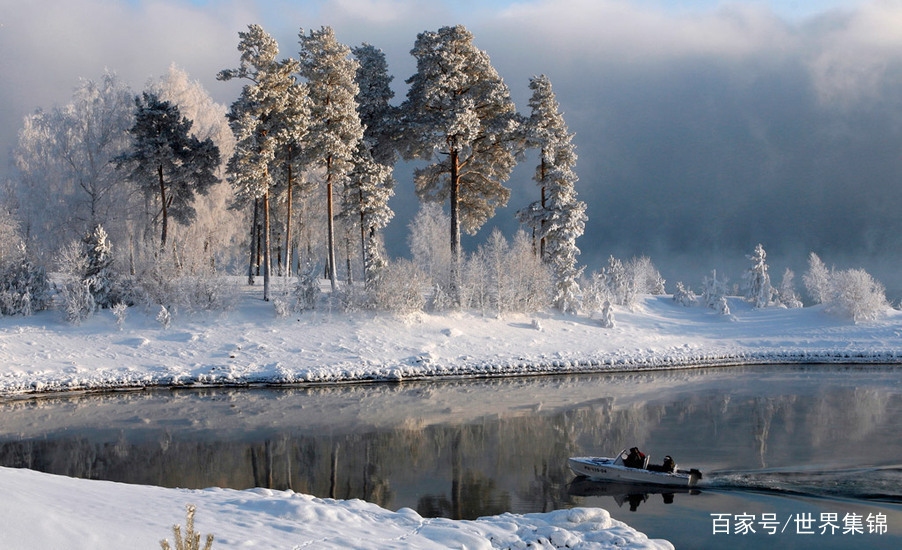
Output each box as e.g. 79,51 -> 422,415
1,365 -> 901,549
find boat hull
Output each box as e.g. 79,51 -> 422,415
568,457 -> 701,487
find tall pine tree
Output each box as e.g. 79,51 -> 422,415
298,26 -> 364,293
352,43 -> 396,290
517,75 -> 586,313
219,24 -> 307,300
117,92 -> 219,253
401,25 -> 523,305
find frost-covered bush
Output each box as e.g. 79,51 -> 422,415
603,255 -> 637,307
461,230 -> 551,316
111,302 -> 128,329
626,256 -> 666,295
0,208 -> 24,266
580,271 -> 610,313
826,268 -> 887,322
0,246 -> 52,316
370,259 -> 428,313
428,282 -> 453,312
599,300 -> 615,328
293,262 -> 321,312
777,268 -> 803,309
156,305 -> 172,329
130,248 -> 235,313
672,281 -> 696,307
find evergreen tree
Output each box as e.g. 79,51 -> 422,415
219,24 -> 305,301
401,25 -> 523,304
351,43 -> 397,290
778,268 -> 803,308
517,75 -> 587,314
743,243 -> 774,308
298,26 -> 364,293
117,92 -> 220,252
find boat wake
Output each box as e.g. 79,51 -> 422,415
701,464 -> 902,504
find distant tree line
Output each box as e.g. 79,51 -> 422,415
0,24 -> 889,324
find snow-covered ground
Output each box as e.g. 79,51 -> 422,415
2,282 -> 901,398
2,282 -> 901,549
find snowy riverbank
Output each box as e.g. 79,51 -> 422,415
2,283 -> 901,398
3,284 -> 902,549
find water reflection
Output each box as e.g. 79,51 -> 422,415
1,366 -> 901,522
567,477 -> 701,512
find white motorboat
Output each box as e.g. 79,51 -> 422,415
568,449 -> 703,487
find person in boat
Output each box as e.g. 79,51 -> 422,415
648,455 -> 677,473
624,447 -> 647,469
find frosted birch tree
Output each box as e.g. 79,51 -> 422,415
219,24 -> 302,301
516,76 -> 587,313
803,252 -> 832,305
400,25 -> 523,305
298,26 -> 364,293
11,71 -> 135,260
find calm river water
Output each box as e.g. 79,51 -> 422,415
1,365 -> 901,549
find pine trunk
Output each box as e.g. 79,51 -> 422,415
285,152 -> 293,278
263,190 -> 272,301
326,156 -> 338,293
449,148 -> 461,306
248,199 -> 258,285
158,164 -> 168,252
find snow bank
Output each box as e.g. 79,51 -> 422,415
1,288 -> 900,398
0,467 -> 672,549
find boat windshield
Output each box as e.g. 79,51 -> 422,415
613,449 -> 629,466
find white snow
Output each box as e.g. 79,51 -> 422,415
2,281 -> 901,549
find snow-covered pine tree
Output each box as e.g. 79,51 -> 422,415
351,43 -> 397,291
117,92 -> 220,252
401,25 -> 523,305
672,281 -> 696,307
150,64 -> 242,273
743,243 -> 774,308
603,255 -> 635,307
0,245 -> 52,316
517,75 -> 587,314
702,269 -> 730,315
219,24 -> 301,301
298,26 -> 364,293
802,252 -> 832,305
347,143 -> 394,291
778,268 -> 803,308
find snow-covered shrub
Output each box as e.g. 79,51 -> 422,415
743,243 -> 774,308
599,300 -> 615,328
672,281 -> 696,307
701,270 -> 730,315
626,256 -> 666,295
128,247 -> 234,313
370,259 -> 428,314
777,268 -> 803,308
156,305 -> 172,329
111,302 -> 128,329
335,282 -> 369,313
0,245 -> 52,316
272,297 -> 290,318
603,255 -> 637,308
580,271 -> 610,313
827,268 -> 888,322
460,230 -> 551,316
293,262 -> 321,312
803,252 -> 832,305
428,282 -> 453,312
